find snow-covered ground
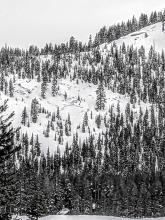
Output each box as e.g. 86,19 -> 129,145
101,22 -> 165,53
0,77 -> 128,152
1,21 -> 164,154
12,215 -> 165,220
1,73 -> 149,154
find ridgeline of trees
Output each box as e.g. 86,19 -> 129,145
0,8 -> 165,59
0,101 -> 21,220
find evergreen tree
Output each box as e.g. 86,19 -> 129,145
82,122 -> 86,133
65,115 -> 71,137
31,98 -> 39,123
9,79 -> 14,97
21,106 -> 28,126
83,112 -> 88,127
52,76 -> 58,96
41,71 -> 48,99
95,81 -> 106,111
95,114 -> 101,129
0,71 -> 5,92
162,20 -> 165,32
34,135 -> 41,158
0,100 -> 21,219
5,80 -> 8,95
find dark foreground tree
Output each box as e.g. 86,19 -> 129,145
0,100 -> 21,220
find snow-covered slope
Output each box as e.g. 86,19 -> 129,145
2,22 -> 164,154
2,74 -> 147,154
12,215 -> 165,220
40,216 -> 165,220
101,22 -> 165,53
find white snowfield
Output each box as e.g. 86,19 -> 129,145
101,22 -> 165,53
12,215 -> 165,220
1,75 -> 148,154
1,21 -> 165,154
41,217 -> 165,220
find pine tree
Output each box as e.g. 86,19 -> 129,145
95,114 -> 101,129
67,114 -> 71,135
44,121 -> 50,138
64,92 -> 67,100
65,120 -> 69,136
88,35 -> 93,51
0,71 -> 5,92
30,133 -> 34,146
82,122 -> 86,133
9,79 -> 14,97
5,80 -> 8,95
31,98 -> 39,123
34,135 -> 41,157
0,100 -> 20,163
83,112 -> 88,127
35,59 -> 40,76
162,20 -> 165,32
21,106 -> 28,126
56,107 -> 60,120
95,81 -> 106,111
0,100 -> 21,219
52,76 -> 58,96
41,71 -> 48,99
65,115 -> 71,137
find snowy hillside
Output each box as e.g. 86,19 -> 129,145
101,22 -> 165,53
0,22 -> 164,154
3,7 -> 165,220
0,67 -> 148,154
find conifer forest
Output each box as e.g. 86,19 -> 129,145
1,6 -> 165,220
